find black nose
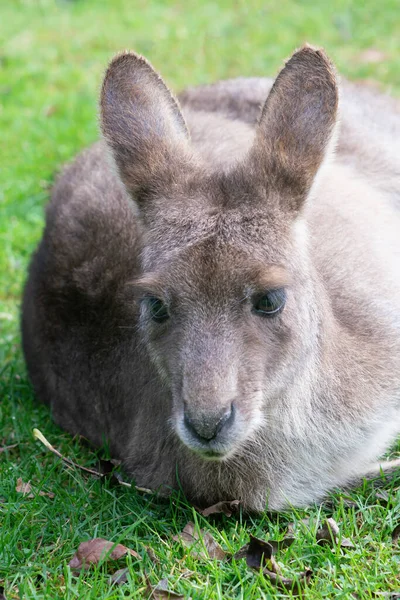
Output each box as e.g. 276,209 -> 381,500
183,404 -> 235,442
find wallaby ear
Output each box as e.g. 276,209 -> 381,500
100,52 -> 190,198
250,46 -> 338,211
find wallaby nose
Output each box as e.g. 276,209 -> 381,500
183,404 -> 235,442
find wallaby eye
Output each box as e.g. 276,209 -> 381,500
253,289 -> 286,317
147,297 -> 169,323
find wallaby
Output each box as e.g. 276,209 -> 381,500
22,46 -> 400,511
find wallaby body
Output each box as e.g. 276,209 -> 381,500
22,48 -> 400,511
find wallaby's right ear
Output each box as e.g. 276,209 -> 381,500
100,52 -> 190,198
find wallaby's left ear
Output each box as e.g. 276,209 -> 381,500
100,52 -> 191,201
250,46 -> 338,211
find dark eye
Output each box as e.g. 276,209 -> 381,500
147,297 -> 169,323
253,288 -> 286,317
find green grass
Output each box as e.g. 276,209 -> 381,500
1,0 -> 400,598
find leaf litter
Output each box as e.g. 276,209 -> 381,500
173,521 -> 312,595
173,521 -> 226,560
15,477 -> 55,499
145,576 -> 186,599
391,523 -> 400,545
110,568 -> 129,585
316,518 -> 354,548
27,431 -> 400,596
68,538 -> 141,570
233,534 -> 312,596
199,499 -> 240,517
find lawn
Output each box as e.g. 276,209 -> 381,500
1,0 -> 400,598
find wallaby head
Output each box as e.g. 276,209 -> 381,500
100,47 -> 338,461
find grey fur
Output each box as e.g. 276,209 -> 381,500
22,47 -> 400,511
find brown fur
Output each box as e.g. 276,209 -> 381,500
22,47 -> 400,511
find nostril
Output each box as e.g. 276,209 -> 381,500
183,403 -> 235,443
216,403 -> 234,435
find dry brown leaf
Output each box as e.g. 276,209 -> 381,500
233,544 -> 249,561
287,517 -> 310,536
68,538 -> 141,570
391,523 -> 400,545
145,576 -> 187,599
245,535 -> 280,574
376,490 -> 390,504
39,490 -> 55,499
199,499 -> 240,517
16,478 -> 32,495
263,568 -> 313,596
234,534 -> 294,564
151,579 -> 185,599
234,534 -> 312,595
173,522 -> 226,560
268,536 -> 296,553
15,477 -> 55,499
316,518 -> 354,548
110,567 -> 129,585
146,546 -> 160,565
358,48 -> 388,64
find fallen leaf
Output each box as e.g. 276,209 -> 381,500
268,536 -> 296,553
173,522 -> 226,560
234,534 -> 294,564
287,518 -> 310,536
15,477 -> 55,499
358,48 -> 388,64
316,518 -> 354,548
234,535 -> 312,595
199,500 -> 240,517
392,524 -> 400,545
263,568 -> 313,596
340,536 -> 356,549
146,577 -> 186,599
153,579 -> 185,599
246,535 -> 280,574
146,546 -> 160,565
16,478 -> 32,496
376,490 -> 390,504
233,544 -> 249,561
68,538 -> 141,570
110,567 -> 129,585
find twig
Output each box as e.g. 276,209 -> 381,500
0,443 -> 19,453
32,428 -> 152,493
